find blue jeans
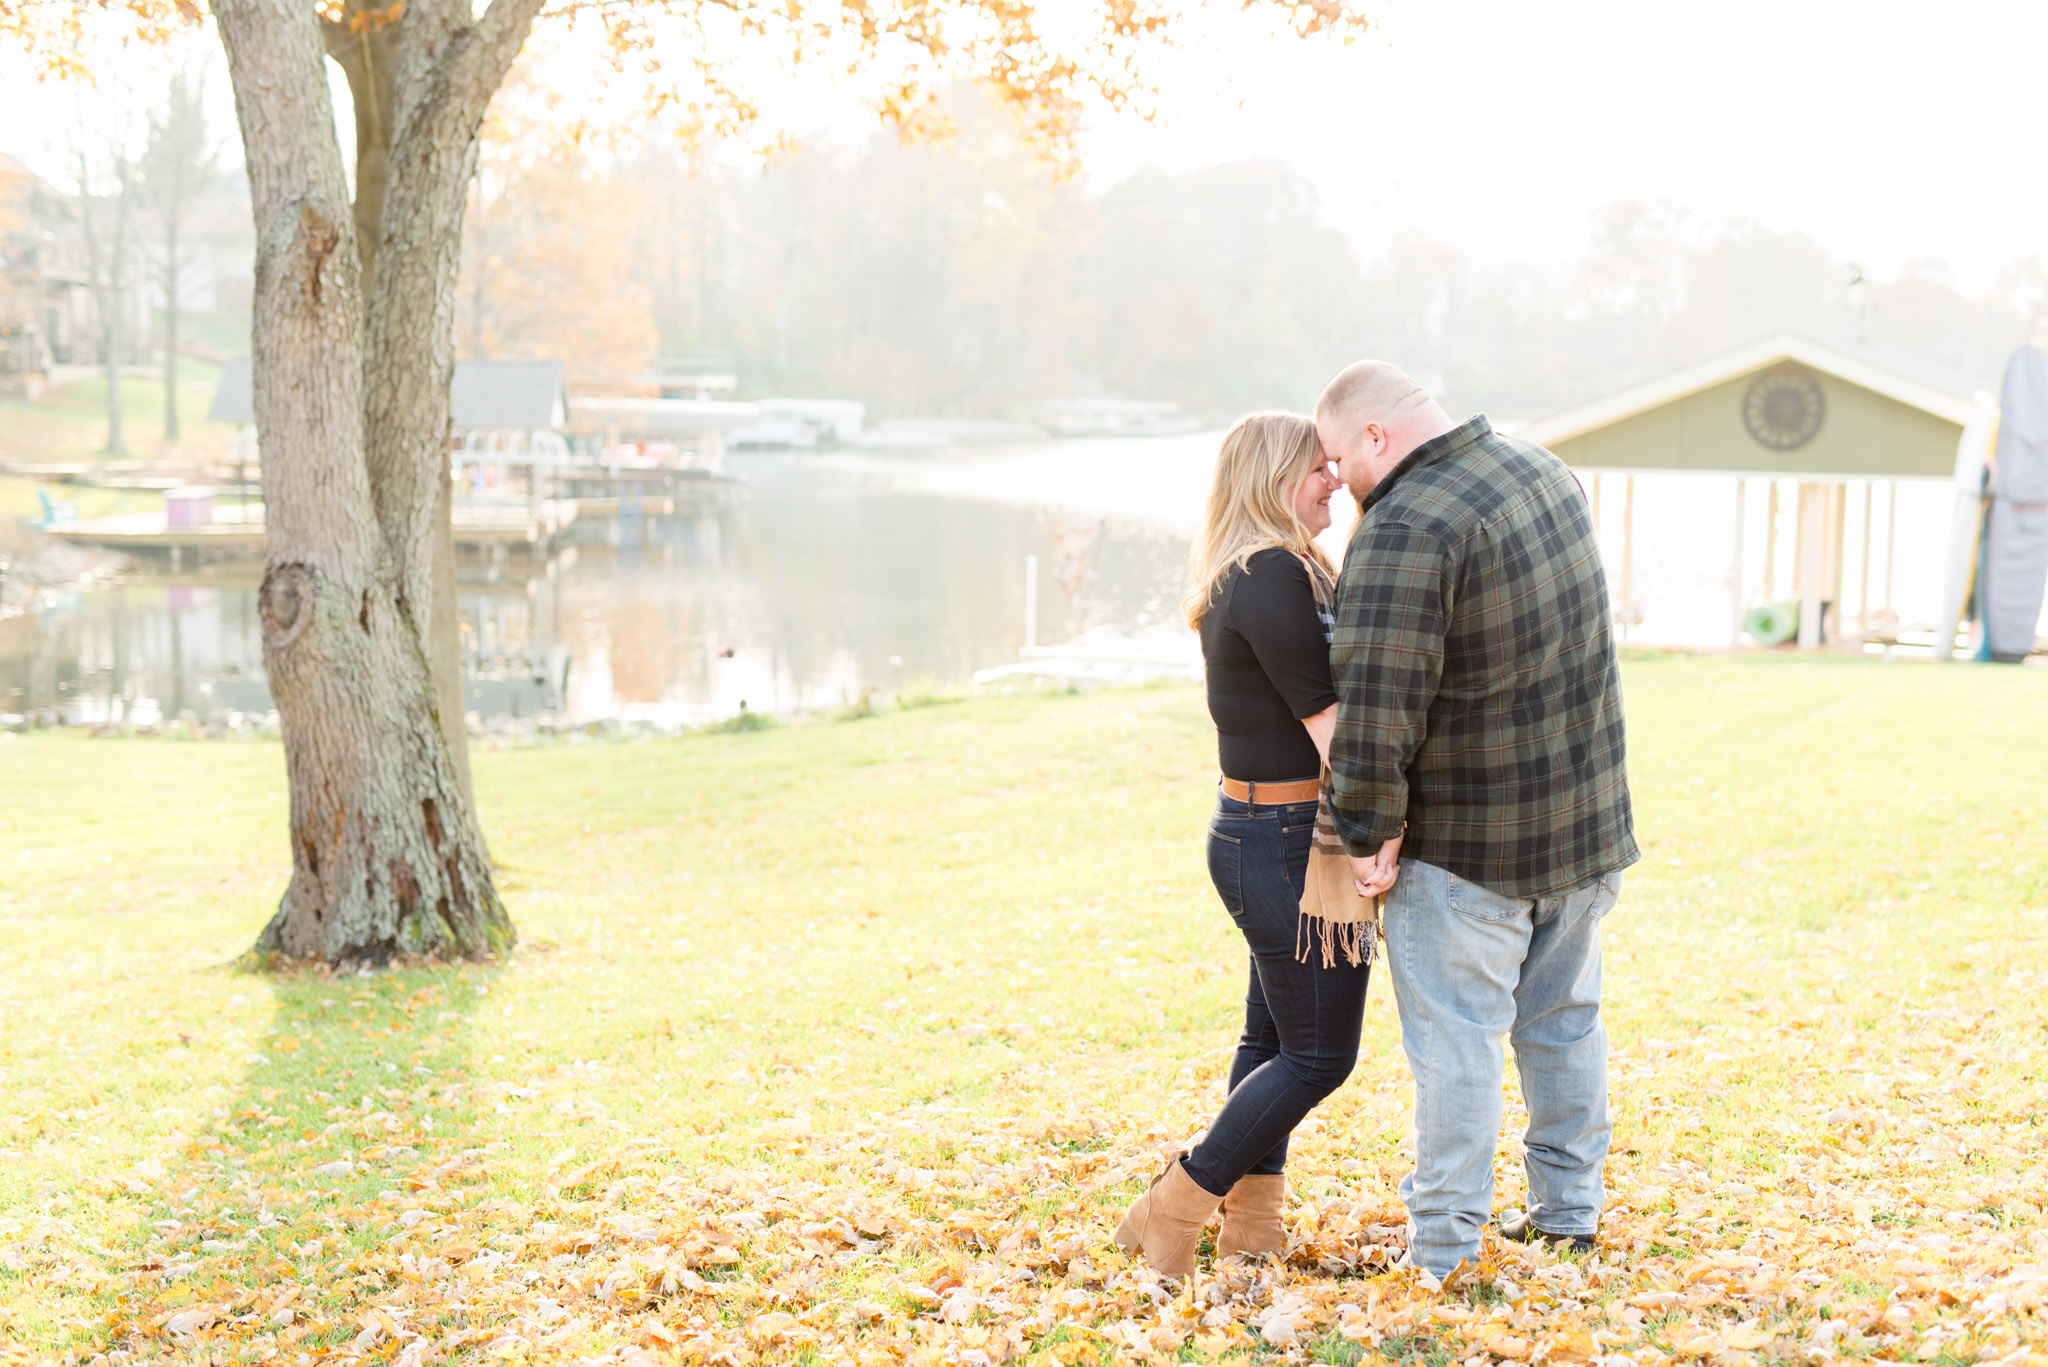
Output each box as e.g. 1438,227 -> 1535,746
1382,858 -> 1621,1276
1181,790 -> 1372,1197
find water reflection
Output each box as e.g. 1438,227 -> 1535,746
0,443 -> 1210,728
10,436 -> 1969,729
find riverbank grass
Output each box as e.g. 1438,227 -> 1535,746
0,368 -> 235,470
3,656 -> 2046,1364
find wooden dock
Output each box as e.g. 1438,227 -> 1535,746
450,497 -> 584,547
51,498 -> 601,554
51,506 -> 267,552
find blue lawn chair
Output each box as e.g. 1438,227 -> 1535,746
32,485 -> 79,530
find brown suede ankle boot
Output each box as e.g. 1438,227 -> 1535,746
1214,1174 -> 1287,1258
1113,1155 -> 1224,1278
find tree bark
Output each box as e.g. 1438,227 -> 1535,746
371,0 -> 543,841
319,9 -> 399,282
215,0 -> 515,965
323,3 -> 493,827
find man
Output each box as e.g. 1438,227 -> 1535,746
1314,361 -> 1638,1282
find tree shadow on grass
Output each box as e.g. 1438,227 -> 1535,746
85,961 -> 495,1359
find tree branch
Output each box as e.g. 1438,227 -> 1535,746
443,0 -> 551,132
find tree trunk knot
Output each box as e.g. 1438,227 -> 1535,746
299,197 -> 342,302
389,859 -> 420,913
260,562 -> 316,651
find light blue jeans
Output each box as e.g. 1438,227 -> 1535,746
1381,858 -> 1621,1277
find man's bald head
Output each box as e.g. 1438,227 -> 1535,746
1314,360 -> 1456,500
1315,361 -> 1431,433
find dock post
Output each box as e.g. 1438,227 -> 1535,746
1729,479 -> 1746,646
1883,482 -> 1897,617
1763,482 -> 1779,601
1858,481 -> 1873,639
1827,482 -> 1848,642
1024,554 -> 1039,650
1796,483 -> 1824,649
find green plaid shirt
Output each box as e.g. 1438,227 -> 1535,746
1329,415 -> 1639,897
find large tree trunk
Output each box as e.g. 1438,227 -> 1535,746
323,3 -> 485,828
361,0 -> 528,850
214,0 -> 527,965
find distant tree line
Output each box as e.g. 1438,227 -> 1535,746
0,64 -> 243,446
1372,201 -> 2048,419
457,90 -> 2048,422
460,90 -> 1370,419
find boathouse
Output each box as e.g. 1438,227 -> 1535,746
209,357 -> 569,455
1523,334 -> 1976,648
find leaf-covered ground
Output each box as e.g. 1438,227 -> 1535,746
3,656 -> 2046,1365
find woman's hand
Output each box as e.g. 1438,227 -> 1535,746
1300,704 -> 1337,770
1349,834 -> 1404,897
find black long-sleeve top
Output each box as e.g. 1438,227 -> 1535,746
1200,548 -> 1338,782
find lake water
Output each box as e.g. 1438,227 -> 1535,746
0,439 -> 1212,730
0,435 -> 1993,729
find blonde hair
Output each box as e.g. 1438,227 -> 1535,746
1183,411 -> 1336,630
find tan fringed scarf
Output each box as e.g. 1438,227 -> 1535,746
1294,551 -> 1380,967
1296,767 -> 1381,967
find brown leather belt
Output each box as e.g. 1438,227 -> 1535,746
1219,776 -> 1321,805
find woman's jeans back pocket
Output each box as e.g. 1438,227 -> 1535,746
1208,821 -> 1245,914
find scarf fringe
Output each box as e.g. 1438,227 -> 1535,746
1295,904 -> 1379,969
1295,764 -> 1382,968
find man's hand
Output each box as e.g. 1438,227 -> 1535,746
1350,834 -> 1404,898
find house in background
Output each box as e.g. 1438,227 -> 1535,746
209,357 -> 570,475
0,150 -> 253,397
0,152 -> 103,394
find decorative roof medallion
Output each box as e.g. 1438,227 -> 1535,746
1742,364 -> 1826,450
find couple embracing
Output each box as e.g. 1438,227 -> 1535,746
1115,362 -> 1640,1283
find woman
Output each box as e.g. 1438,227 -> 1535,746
1113,411 -> 1370,1277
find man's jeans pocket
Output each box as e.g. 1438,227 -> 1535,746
1587,871 -> 1622,918
1445,869 -> 1526,924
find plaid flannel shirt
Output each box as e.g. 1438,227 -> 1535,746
1329,415 -> 1639,898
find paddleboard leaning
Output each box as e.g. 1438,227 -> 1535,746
1982,347 -> 2048,662
1935,396 -> 1998,660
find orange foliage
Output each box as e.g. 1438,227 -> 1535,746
458,89 -> 660,390
5,0 -> 1372,166
0,0 -> 199,80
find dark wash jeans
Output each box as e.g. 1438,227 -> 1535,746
1181,789 -> 1372,1198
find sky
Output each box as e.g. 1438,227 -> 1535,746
1075,0 -> 2048,293
3,0 -> 2044,293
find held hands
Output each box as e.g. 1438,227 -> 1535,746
1350,834 -> 1404,899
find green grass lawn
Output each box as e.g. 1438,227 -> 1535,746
2,657 -> 2046,1364
0,368 -> 236,469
